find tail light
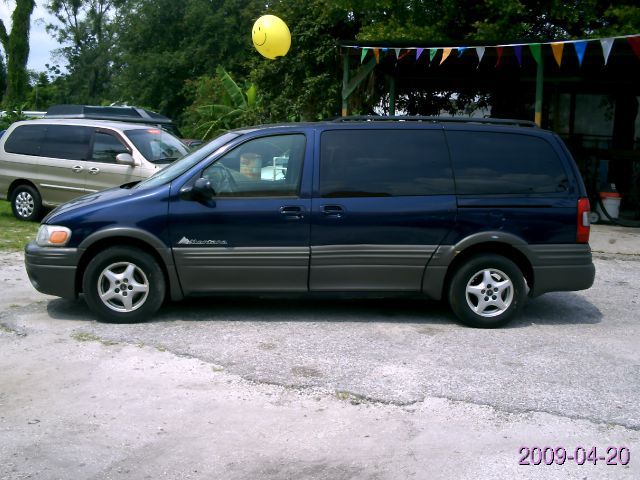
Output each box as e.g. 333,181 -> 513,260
577,197 -> 591,243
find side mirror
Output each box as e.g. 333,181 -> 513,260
116,153 -> 136,166
179,177 -> 215,201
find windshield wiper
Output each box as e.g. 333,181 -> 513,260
152,157 -> 178,164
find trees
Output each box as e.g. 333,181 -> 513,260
185,66 -> 259,140
45,0 -> 124,103
32,0 -> 638,126
247,0 -> 362,121
112,0 -> 258,119
351,0 -> 640,117
0,0 -> 36,107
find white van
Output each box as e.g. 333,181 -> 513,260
0,119 -> 189,220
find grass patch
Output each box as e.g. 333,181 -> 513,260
71,331 -> 118,346
335,390 -> 366,405
0,202 -> 39,251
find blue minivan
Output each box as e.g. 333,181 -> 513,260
25,117 -> 595,328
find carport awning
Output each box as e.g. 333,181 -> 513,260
339,34 -> 640,125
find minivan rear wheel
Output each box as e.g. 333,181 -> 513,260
448,254 -> 526,328
11,185 -> 43,221
82,246 -> 165,323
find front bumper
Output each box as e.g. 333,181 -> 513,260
24,242 -> 80,299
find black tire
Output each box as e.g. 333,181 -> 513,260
448,254 -> 526,328
10,185 -> 43,222
82,246 -> 166,323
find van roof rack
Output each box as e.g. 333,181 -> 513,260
45,104 -> 172,124
44,104 -> 183,137
333,115 -> 538,128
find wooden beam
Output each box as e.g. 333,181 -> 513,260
342,57 -> 377,116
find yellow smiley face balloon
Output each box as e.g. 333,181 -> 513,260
252,15 -> 291,59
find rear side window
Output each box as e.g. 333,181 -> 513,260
40,125 -> 92,160
4,125 -> 47,156
319,129 -> 454,197
447,131 -> 569,195
4,124 -> 92,160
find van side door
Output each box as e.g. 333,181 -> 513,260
37,125 -> 93,205
310,128 -> 457,291
168,133 -> 312,294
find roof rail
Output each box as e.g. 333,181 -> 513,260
333,115 -> 538,128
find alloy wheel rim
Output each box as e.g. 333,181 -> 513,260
15,192 -> 34,218
97,262 -> 150,313
465,268 -> 514,318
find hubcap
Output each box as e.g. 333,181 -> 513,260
465,268 -> 514,318
15,191 -> 34,218
97,262 -> 150,313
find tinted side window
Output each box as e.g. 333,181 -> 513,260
202,134 -> 306,197
319,129 -> 453,197
4,125 -> 47,156
447,131 -> 569,195
92,132 -> 129,163
40,125 -> 92,160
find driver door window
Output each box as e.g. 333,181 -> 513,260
202,134 -> 306,197
91,131 -> 130,163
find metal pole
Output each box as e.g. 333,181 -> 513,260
389,75 -> 396,116
342,53 -> 349,117
534,57 -> 544,127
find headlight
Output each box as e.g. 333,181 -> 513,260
36,225 -> 72,247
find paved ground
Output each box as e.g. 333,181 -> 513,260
1,227 -> 639,479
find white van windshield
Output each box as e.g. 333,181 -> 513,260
125,128 -> 190,164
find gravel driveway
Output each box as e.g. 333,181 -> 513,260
1,251 -> 639,479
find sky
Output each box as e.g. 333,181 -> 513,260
0,1 -> 62,73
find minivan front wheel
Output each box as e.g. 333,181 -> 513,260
11,185 -> 43,221
448,254 -> 526,328
82,246 -> 165,323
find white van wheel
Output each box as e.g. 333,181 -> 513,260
11,185 -> 43,221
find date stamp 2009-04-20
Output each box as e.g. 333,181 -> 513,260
519,446 -> 630,466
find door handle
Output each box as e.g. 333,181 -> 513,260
88,167 -> 100,175
72,165 -> 83,173
321,205 -> 344,218
280,206 -> 305,220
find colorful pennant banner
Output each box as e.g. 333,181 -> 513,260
429,48 -> 437,63
599,38 -> 613,65
514,45 -> 523,66
529,43 -> 542,64
574,41 -> 588,66
354,34 -> 640,66
551,42 -> 564,66
440,48 -> 452,64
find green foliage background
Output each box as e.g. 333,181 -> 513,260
0,0 -> 638,131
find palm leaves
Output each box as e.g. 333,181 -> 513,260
197,66 -> 258,140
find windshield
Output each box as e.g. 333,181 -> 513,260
135,132 -> 240,189
125,128 -> 190,164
